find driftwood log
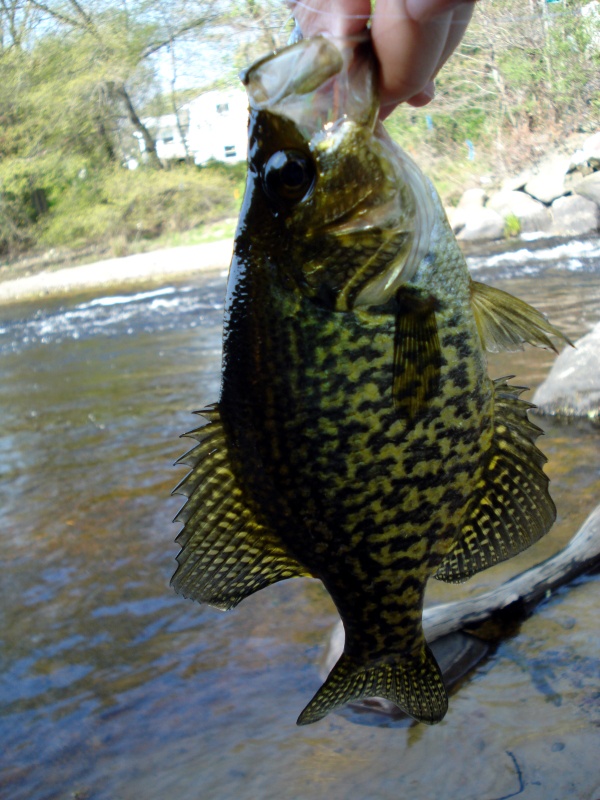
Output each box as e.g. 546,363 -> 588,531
321,503 -> 600,718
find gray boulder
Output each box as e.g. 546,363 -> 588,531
487,190 -> 553,233
446,188 -> 487,234
525,155 -> 571,204
572,171 -> 600,207
533,322 -> 600,419
570,131 -> 600,171
458,187 -> 487,208
550,194 -> 600,236
502,169 -> 533,193
456,207 -> 505,242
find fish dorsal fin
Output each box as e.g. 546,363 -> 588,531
434,377 -> 556,583
171,405 -> 310,610
393,289 -> 442,419
297,642 -> 447,725
470,280 -> 571,353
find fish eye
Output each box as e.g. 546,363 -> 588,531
261,150 -> 315,205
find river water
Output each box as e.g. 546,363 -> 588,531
1,238 -> 600,800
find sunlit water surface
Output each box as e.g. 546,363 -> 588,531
1,239 -> 600,800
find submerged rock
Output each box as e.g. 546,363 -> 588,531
533,321 -> 600,419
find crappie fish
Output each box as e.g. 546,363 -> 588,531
172,35 -> 568,725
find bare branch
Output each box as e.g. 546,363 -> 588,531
140,15 -> 216,61
113,81 -> 163,169
28,0 -> 80,29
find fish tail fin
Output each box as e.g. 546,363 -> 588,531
297,644 -> 448,726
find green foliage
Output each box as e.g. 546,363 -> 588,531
0,147 -> 245,256
384,108 -> 485,204
504,213 -> 521,239
493,1 -> 597,126
39,162 -> 245,251
1,0 -> 599,258
0,153 -> 90,253
384,0 -> 600,199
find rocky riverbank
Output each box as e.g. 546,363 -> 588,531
447,131 -> 600,242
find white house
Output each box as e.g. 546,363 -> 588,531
137,89 -> 248,166
139,111 -> 190,161
186,90 -> 248,165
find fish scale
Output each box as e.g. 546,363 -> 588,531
220,239 -> 489,695
171,34 -> 570,725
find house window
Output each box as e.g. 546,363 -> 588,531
216,103 -> 229,114
224,145 -> 236,158
163,135 -> 174,144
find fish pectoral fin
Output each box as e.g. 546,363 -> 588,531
171,406 -> 310,610
470,279 -> 572,353
296,644 -> 448,726
393,290 -> 442,420
435,377 -> 556,583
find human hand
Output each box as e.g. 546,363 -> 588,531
290,0 -> 476,118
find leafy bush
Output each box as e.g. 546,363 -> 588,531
0,152 -> 99,253
36,161 -> 245,251
504,213 -> 521,239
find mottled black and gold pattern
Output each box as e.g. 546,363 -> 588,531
172,35 -> 568,726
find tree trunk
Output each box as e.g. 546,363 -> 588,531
94,115 -> 117,163
115,82 -> 163,170
167,37 -> 193,165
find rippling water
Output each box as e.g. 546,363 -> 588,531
1,239 -> 600,800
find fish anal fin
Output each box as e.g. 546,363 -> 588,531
172,407 -> 311,610
393,290 -> 442,420
470,280 -> 572,353
297,644 -> 447,726
435,376 -> 556,583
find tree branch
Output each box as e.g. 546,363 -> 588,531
28,0 -> 80,29
140,15 -> 214,61
114,81 -> 163,169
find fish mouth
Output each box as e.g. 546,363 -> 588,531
242,34 -> 433,308
241,34 -> 378,136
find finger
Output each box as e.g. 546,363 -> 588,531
371,0 -> 452,106
432,2 -> 475,78
380,81 -> 435,119
289,0 -> 370,38
402,2 -> 475,115
407,81 -> 436,107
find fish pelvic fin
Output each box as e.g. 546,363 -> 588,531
435,377 -> 556,583
172,405 -> 311,610
470,280 -> 572,353
297,644 -> 448,726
